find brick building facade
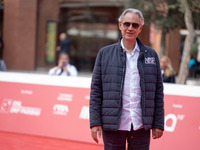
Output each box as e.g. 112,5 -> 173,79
2,0 -> 181,73
3,0 -> 59,70
3,0 -> 38,70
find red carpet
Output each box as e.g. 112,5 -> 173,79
0,131 -> 103,150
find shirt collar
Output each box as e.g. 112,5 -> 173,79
121,39 -> 140,53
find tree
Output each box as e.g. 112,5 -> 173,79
128,0 -> 185,58
129,0 -> 200,84
176,0 -> 198,84
128,0 -> 184,32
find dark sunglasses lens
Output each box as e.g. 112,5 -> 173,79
132,23 -> 140,29
123,22 -> 131,28
123,22 -> 140,29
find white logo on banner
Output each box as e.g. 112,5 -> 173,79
85,96 -> 90,100
172,104 -> 183,109
79,106 -> 89,119
164,103 -> 185,132
0,99 -> 41,116
53,104 -> 69,115
0,99 -> 12,113
165,113 -> 185,132
165,114 -> 177,132
57,93 -> 72,102
21,90 -> 33,95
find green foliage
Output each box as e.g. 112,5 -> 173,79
128,0 -> 200,32
191,44 -> 197,55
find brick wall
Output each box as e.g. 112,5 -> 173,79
3,0 -> 37,70
36,0 -> 59,68
165,29 -> 181,74
3,0 -> 59,70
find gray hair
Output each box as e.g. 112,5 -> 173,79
118,8 -> 144,25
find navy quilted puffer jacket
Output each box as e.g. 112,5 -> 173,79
90,38 -> 164,131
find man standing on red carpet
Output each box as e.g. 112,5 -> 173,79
90,8 -> 164,150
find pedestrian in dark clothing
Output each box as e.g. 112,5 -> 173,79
56,33 -> 71,55
90,8 -> 164,150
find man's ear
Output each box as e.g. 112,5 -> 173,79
118,22 -> 122,30
140,25 -> 143,30
138,25 -> 143,34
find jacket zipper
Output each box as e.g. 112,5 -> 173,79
138,51 -> 145,116
120,52 -> 126,107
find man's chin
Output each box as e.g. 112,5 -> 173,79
124,36 -> 136,41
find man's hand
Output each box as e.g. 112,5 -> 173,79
58,61 -> 63,68
152,128 -> 163,139
91,126 -> 102,143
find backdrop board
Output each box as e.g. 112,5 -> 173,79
0,72 -> 200,149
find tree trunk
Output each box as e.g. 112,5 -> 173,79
159,31 -> 166,57
176,0 -> 195,84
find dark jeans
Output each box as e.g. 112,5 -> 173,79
102,127 -> 150,150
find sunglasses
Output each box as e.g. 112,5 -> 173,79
122,22 -> 140,29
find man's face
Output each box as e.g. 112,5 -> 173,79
119,12 -> 143,42
160,58 -> 167,70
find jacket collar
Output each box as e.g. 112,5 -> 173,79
136,38 -> 147,53
118,37 -> 146,53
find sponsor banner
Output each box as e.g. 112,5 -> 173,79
0,80 -> 92,143
150,94 -> 200,150
0,72 -> 200,149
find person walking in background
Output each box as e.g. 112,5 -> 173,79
160,56 -> 176,83
0,36 -> 7,71
49,52 -> 78,76
56,33 -> 71,55
90,8 -> 164,150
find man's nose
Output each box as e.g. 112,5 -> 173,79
128,24 -> 134,30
